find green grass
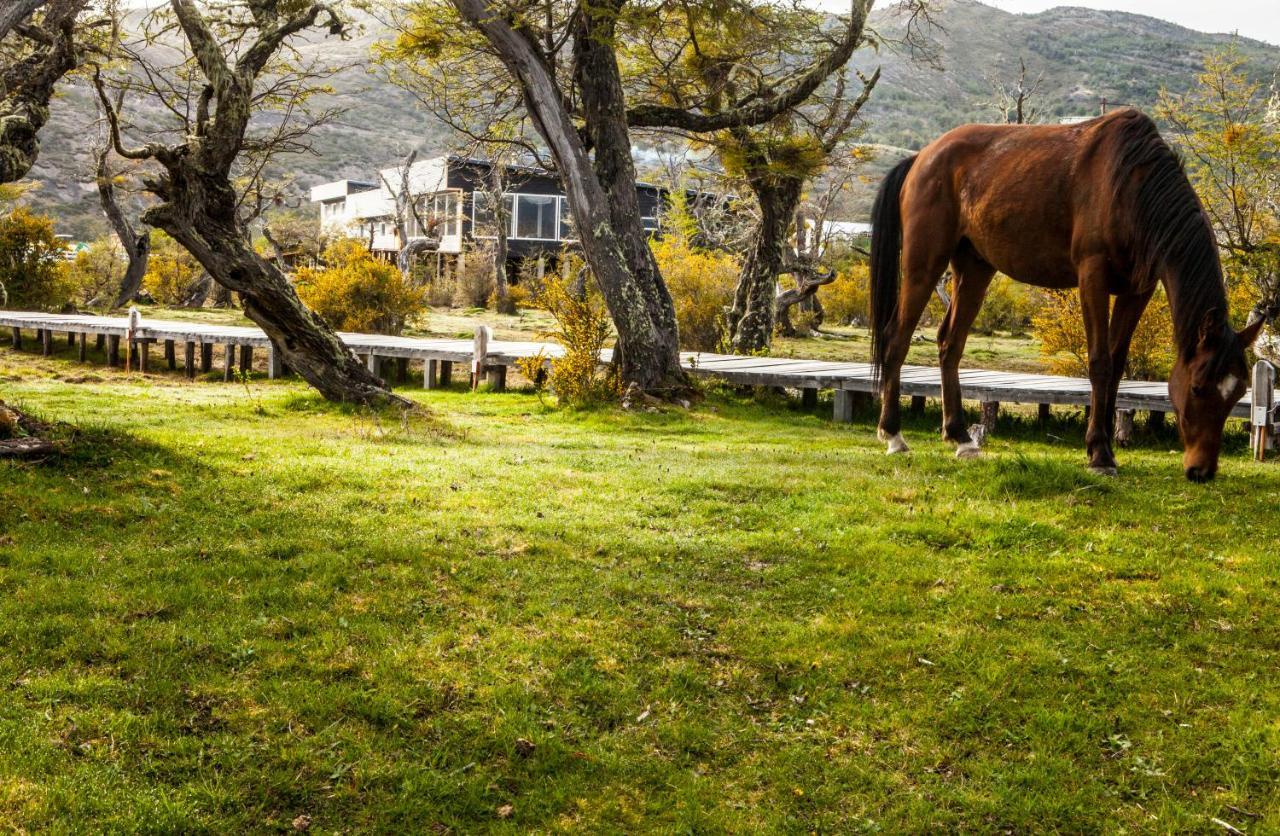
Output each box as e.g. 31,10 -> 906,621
2,346 -> 1279,832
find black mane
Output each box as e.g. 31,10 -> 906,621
1108,110 -> 1232,360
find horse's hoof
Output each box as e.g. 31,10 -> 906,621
885,433 -> 910,455
955,441 -> 982,459
1088,465 -> 1118,477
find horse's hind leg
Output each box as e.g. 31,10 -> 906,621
877,257 -> 947,454
938,245 -> 996,457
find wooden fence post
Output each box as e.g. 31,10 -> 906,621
107,335 -> 120,367
439,361 -> 453,386
224,344 -> 236,381
472,325 -> 491,390
424,359 -> 439,389
1252,360 -> 1275,462
980,401 -> 999,433
240,345 -> 254,375
77,333 -> 87,362
833,389 -> 854,423
185,342 -> 196,379
200,342 -> 213,372
1115,409 -> 1135,447
10,327 -> 20,349
164,340 -> 176,370
41,328 -> 52,356
268,344 -> 284,379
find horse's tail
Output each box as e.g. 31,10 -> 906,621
869,154 -> 917,385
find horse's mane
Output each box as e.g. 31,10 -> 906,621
1108,110 -> 1230,360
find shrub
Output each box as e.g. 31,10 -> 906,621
972,275 -> 1044,335
144,231 -> 206,306
67,236 -> 128,308
1033,287 -> 1175,380
539,271 -> 617,407
0,207 -> 74,311
822,261 -> 871,326
294,237 -> 427,334
651,219 -> 739,351
453,242 -> 496,308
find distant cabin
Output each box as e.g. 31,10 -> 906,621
310,155 -> 667,280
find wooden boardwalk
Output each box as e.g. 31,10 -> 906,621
1,310 -> 1270,423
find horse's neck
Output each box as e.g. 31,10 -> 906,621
1162,268 -> 1228,358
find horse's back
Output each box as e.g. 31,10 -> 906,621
901,110 -> 1145,288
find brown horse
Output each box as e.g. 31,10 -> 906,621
869,108 -> 1264,481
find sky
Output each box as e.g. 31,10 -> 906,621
982,0 -> 1280,46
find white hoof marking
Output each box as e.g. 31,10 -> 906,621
885,433 -> 910,455
1088,466 -> 1118,477
955,441 -> 982,459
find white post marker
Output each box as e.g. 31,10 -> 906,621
472,325 -> 491,390
125,306 -> 142,372
1251,360 -> 1275,462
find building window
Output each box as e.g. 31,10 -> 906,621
558,197 -> 576,241
430,191 -> 460,237
642,215 -> 659,233
472,192 -> 514,238
514,194 -> 558,240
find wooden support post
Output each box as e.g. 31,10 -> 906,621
472,325 -> 491,390
184,342 -> 196,379
107,335 -> 120,367
365,353 -> 382,381
424,359 -> 439,389
1115,409 -> 1135,447
833,389 -> 854,423
910,395 -> 926,416
224,344 -> 236,381
96,334 -> 105,351
200,342 -> 213,373
268,344 -> 284,379
1252,360 -> 1275,462
77,332 -> 87,362
395,357 -> 408,385
1146,410 -> 1165,432
41,328 -> 52,356
164,340 -> 176,370
67,331 -> 76,347
980,400 -> 999,433
239,345 -> 254,375
439,361 -> 453,386
137,340 -> 150,373
10,327 -> 20,349
486,365 -> 507,392
802,387 -> 818,411
1038,403 -> 1051,424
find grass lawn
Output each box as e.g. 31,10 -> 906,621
2,344 -> 1278,832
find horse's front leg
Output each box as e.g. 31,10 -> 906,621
1105,288 -> 1156,444
938,251 -> 995,457
877,273 -> 939,454
1079,262 -> 1117,474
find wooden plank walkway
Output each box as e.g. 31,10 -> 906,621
1,310 -> 1270,422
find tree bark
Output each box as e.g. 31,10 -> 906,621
451,0 -> 690,395
95,147 -> 151,308
728,176 -> 804,353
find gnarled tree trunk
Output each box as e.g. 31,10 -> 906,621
727,176 -> 804,353
95,147 -> 151,308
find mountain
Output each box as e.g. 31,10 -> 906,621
20,1 -> 1280,239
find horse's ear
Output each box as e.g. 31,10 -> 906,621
1198,309 -> 1223,350
1237,315 -> 1266,348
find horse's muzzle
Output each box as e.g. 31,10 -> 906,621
1185,465 -> 1217,483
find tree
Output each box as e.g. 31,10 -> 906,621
94,0 -> 403,406
0,0 -> 90,457
721,71 -> 878,352
377,148 -> 439,281
984,57 -> 1043,125
1157,44 -> 1280,325
390,0 -> 872,396
93,103 -> 151,307
0,0 -> 88,183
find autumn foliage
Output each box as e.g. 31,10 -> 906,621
295,238 -> 427,335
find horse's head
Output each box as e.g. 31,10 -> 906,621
1168,312 -> 1264,482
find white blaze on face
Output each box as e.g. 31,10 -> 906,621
1218,374 -> 1239,401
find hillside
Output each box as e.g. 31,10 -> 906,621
20,0 -> 1280,238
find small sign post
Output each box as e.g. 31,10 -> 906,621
1252,360 -> 1276,462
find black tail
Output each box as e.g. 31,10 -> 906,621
869,154 -> 917,385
